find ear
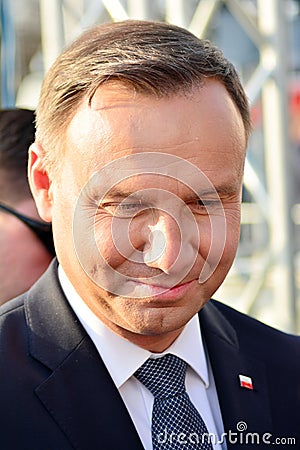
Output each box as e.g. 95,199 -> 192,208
28,142 -> 53,222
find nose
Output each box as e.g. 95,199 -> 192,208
143,212 -> 198,276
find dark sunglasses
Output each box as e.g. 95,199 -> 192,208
0,203 -> 55,256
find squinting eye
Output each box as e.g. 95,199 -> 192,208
101,203 -> 147,218
189,199 -> 219,214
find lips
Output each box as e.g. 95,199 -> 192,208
131,279 -> 195,300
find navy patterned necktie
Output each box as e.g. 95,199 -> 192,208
134,354 -> 213,449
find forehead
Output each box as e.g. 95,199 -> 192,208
86,154 -> 238,204
63,80 -> 246,189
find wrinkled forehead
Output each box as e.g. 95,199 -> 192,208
66,80 -> 246,156
60,80 -> 246,196
84,152 -> 236,203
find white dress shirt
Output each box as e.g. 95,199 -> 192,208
58,266 -> 227,449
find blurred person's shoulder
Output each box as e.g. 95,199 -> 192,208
0,292 -> 26,322
0,260 -> 58,339
0,290 -> 28,345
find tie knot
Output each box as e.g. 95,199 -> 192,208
134,354 -> 187,399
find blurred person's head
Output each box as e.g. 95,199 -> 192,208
0,108 -> 54,305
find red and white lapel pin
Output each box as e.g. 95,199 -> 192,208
239,374 -> 253,390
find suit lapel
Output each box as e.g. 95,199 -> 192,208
26,262 -> 273,449
200,300 -> 272,448
26,261 -> 144,450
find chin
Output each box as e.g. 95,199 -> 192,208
127,304 -> 196,335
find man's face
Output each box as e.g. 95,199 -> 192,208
44,80 -> 246,351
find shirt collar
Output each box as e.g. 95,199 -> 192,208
58,265 -> 209,389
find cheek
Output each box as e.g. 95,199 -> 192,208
51,183 -> 77,246
94,218 -> 131,269
221,211 -> 241,263
197,211 -> 240,266
99,215 -> 150,266
197,215 -> 226,260
52,203 -> 75,261
197,213 -> 240,286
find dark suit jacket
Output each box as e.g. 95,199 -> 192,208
0,260 -> 299,450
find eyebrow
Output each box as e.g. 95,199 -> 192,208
195,184 -> 238,197
97,189 -> 142,201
